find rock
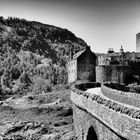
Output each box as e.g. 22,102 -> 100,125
39,99 -> 62,109
0,135 -> 3,140
0,101 -> 3,105
54,121 -> 68,127
40,133 -> 60,140
1,121 -> 49,140
56,106 -> 73,117
4,123 -> 25,135
0,122 -> 14,136
62,131 -> 76,140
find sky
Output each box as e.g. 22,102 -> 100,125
0,0 -> 140,53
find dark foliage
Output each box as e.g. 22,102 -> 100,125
0,16 -> 87,95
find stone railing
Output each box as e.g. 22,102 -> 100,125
71,83 -> 140,139
75,82 -> 101,91
101,82 -> 140,108
71,84 -> 140,119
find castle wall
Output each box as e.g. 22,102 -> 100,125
124,52 -> 136,60
97,55 -> 109,65
101,83 -> 140,108
96,65 -> 131,84
68,59 -> 77,83
130,62 -> 140,75
77,48 -> 96,82
136,33 -> 140,52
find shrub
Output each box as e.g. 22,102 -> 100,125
128,83 -> 140,93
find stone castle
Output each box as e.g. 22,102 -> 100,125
69,32 -> 140,140
68,34 -> 140,85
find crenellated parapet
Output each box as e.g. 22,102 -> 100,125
71,82 -> 140,140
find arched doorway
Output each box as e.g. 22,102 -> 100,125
87,126 -> 98,140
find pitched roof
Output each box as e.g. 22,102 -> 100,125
107,52 -> 120,57
72,49 -> 85,60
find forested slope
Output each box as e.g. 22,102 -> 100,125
0,17 -> 87,95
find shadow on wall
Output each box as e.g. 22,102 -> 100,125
87,126 -> 98,140
125,74 -> 140,85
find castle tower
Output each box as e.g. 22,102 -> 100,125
120,45 -> 124,53
136,32 -> 140,52
120,46 -> 124,65
107,48 -> 114,54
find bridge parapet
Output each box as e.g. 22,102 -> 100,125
101,82 -> 140,108
71,82 -> 140,140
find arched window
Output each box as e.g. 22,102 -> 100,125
87,126 -> 98,140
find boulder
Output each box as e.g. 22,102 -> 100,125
40,133 -> 60,140
62,131 -> 76,140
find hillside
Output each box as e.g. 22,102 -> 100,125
0,16 -> 87,96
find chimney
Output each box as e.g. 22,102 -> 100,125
69,46 -> 74,60
86,46 -> 90,51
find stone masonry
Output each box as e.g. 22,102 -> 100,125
71,83 -> 140,140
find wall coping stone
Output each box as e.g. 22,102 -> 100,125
102,82 -> 140,99
101,83 -> 140,108
70,83 -> 140,119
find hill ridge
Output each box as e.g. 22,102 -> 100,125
0,16 -> 87,95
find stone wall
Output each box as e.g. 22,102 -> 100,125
136,32 -> 140,52
68,59 -> 77,83
101,83 -> 140,108
75,82 -> 101,91
72,104 -> 122,140
77,48 -> 96,82
71,83 -> 140,140
130,61 -> 140,76
96,65 -> 131,84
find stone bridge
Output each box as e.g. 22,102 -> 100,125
70,82 -> 140,140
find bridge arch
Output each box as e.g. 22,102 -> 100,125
86,126 -> 98,140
